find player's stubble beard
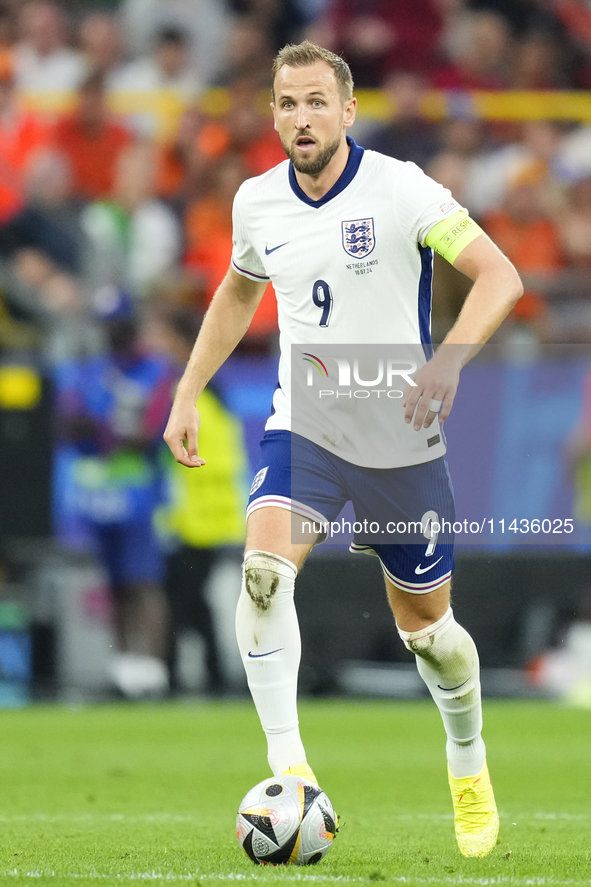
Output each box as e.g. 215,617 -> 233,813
282,131 -> 342,177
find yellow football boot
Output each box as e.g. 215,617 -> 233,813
282,763 -> 318,784
448,762 -> 499,857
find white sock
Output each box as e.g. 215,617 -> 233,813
235,550 -> 306,776
397,608 -> 486,778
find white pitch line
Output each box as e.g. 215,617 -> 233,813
533,813 -> 591,821
3,873 -> 591,886
0,814 -> 203,824
0,873 -> 365,883
0,812 -> 589,825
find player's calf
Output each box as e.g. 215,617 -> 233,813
397,608 -> 498,856
397,607 -> 485,776
236,550 -> 311,777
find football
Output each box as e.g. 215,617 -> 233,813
236,775 -> 338,865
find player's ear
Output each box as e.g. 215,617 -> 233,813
270,102 -> 278,130
343,97 -> 357,129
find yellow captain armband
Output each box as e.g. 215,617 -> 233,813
424,210 -> 484,264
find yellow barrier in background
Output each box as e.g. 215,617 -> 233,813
20,88 -> 591,141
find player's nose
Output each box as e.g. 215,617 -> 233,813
294,105 -> 310,130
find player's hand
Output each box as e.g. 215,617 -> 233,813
403,349 -> 462,431
163,396 -> 206,467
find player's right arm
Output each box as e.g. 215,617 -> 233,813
163,266 -> 267,467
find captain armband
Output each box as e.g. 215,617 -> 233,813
424,210 -> 484,264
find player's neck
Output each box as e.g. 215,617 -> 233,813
294,139 -> 350,201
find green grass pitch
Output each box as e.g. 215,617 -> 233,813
0,698 -> 590,886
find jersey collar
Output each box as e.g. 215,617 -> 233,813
288,136 -> 364,208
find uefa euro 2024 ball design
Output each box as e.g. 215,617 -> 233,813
236,775 -> 338,865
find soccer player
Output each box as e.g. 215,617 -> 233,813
164,41 -> 523,858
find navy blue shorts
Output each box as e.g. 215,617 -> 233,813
247,431 -> 455,594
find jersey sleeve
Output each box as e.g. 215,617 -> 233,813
396,161 -> 467,248
231,184 -> 270,283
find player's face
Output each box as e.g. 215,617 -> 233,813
271,61 -> 356,177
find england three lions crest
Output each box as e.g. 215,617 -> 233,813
342,218 -> 375,258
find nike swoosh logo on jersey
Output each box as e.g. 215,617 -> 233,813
265,242 -> 289,255
248,648 -> 284,658
415,556 -> 444,575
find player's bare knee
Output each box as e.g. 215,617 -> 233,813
243,550 -> 297,613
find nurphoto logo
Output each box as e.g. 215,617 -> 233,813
302,353 -> 418,399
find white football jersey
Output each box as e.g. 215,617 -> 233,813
231,139 -> 463,469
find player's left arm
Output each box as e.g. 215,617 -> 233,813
404,216 -> 523,430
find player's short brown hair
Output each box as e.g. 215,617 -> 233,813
272,40 -> 354,101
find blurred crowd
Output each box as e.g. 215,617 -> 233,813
0,0 -> 590,356
2,0 -> 591,697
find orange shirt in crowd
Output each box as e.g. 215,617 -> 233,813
156,143 -> 185,199
195,120 -> 286,177
51,114 -> 132,200
156,128 -> 285,201
184,195 -> 277,337
241,131 -> 286,177
483,209 -> 563,320
0,109 -> 50,222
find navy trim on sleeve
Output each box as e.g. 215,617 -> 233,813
231,258 -> 270,281
418,244 -> 434,359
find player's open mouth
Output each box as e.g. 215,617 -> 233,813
295,136 -> 316,151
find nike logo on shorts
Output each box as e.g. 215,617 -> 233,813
248,648 -> 284,658
265,242 -> 289,255
415,556 -> 444,575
